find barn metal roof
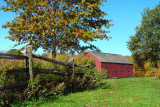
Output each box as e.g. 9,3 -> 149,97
89,51 -> 133,64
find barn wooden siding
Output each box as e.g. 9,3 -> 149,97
87,51 -> 133,78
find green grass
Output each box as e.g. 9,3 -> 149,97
12,77 -> 160,107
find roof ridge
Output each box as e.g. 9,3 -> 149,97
90,51 -> 124,56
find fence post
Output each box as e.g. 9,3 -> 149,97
28,45 -> 33,88
71,58 -> 75,79
72,58 -> 75,75
24,46 -> 29,80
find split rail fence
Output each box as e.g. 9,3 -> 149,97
0,45 -> 93,91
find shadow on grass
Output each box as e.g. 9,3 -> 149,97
11,80 -> 111,107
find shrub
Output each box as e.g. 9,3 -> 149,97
154,69 -> 160,80
0,53 -> 106,106
124,56 -> 160,77
7,49 -> 22,55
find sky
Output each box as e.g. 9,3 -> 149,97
0,0 -> 160,56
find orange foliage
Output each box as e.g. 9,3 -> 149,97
124,56 -> 160,77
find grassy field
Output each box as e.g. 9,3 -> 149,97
12,77 -> 160,107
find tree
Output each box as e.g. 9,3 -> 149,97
127,3 -> 160,68
1,0 -> 111,58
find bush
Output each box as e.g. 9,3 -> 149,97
124,56 -> 160,77
7,49 -> 22,55
0,53 -> 106,106
154,69 -> 160,80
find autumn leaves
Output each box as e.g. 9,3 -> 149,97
1,0 -> 111,57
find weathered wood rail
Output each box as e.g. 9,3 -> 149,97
0,53 -> 28,59
32,54 -> 92,68
0,46 -> 93,91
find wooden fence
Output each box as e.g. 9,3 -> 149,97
0,45 -> 93,91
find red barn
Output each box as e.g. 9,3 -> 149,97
87,51 -> 133,78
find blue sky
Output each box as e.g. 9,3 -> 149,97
0,0 -> 160,55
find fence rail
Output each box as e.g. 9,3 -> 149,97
33,68 -> 84,76
0,45 -> 93,91
0,53 -> 28,59
32,54 -> 93,68
0,81 -> 28,91
6,68 -> 28,75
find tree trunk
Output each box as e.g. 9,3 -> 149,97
52,46 -> 56,59
52,33 -> 57,59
